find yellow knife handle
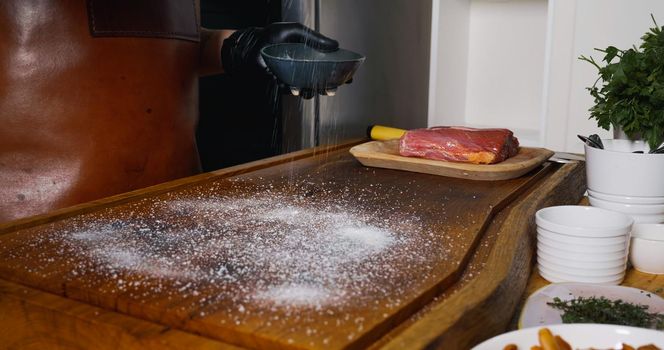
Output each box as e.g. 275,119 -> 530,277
367,125 -> 407,141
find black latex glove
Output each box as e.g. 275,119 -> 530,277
221,22 -> 339,98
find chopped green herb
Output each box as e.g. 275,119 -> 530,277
547,296 -> 664,330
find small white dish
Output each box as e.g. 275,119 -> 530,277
537,250 -> 626,269
588,189 -> 664,205
588,196 -> 664,214
538,264 -> 624,285
537,246 -> 627,263
537,227 -> 627,246
473,324 -> 664,349
518,283 -> 664,329
538,269 -> 624,286
632,223 -> 664,239
537,236 -> 626,254
630,225 -> 664,274
538,256 -> 626,276
536,206 -> 633,238
585,139 -> 664,197
589,196 -> 664,224
539,269 -> 624,285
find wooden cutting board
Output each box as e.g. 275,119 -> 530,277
350,140 -> 554,181
0,146 -> 552,350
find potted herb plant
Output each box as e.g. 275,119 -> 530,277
580,15 -> 664,151
580,16 -> 664,221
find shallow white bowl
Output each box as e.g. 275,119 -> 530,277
518,283 -> 664,330
630,224 -> 664,274
585,139 -> 664,197
536,205 -> 633,238
537,236 -> 626,254
538,256 -> 626,276
537,227 -> 627,246
537,250 -> 626,269
539,269 -> 624,285
588,196 -> 664,214
588,189 -> 664,205
588,196 -> 664,224
537,245 -> 627,262
538,264 -> 624,285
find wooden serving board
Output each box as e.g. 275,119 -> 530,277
0,141 -> 586,350
350,140 -> 554,181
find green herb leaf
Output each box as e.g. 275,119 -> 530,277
580,15 -> 664,150
547,296 -> 664,329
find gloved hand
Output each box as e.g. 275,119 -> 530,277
221,22 -> 340,98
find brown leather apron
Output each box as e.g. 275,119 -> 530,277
0,0 -> 203,222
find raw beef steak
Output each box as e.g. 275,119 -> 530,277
399,127 -> 519,164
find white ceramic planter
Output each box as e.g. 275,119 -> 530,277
585,139 -> 664,197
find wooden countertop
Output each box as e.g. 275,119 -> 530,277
0,141 -> 588,349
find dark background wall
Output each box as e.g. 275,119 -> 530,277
197,0 -> 283,171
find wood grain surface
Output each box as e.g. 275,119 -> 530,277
0,145 -> 550,349
349,140 -> 554,181
379,162 -> 587,349
0,278 -> 240,349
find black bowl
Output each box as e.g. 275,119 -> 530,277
261,43 -> 365,90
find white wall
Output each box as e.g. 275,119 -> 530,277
465,0 -> 548,134
428,0 -> 471,127
544,0 -> 664,153
319,0 -> 433,145
430,0 -> 664,152
429,0 -> 548,146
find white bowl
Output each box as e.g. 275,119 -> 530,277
536,205 -> 633,238
538,264 -> 624,285
588,196 -> 664,214
630,237 -> 664,274
537,227 -> 627,246
537,236 -> 627,254
588,196 -> 664,224
537,245 -> 627,262
629,224 -> 664,274
537,236 -> 626,254
585,139 -> 664,197
632,223 -> 664,239
539,270 -> 624,285
537,249 -> 626,269
588,189 -> 664,205
537,240 -> 628,259
538,256 -> 626,276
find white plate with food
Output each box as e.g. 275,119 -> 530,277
473,324 -> 664,349
519,283 -> 664,329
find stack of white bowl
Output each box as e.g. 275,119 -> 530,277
536,206 -> 633,285
587,190 -> 664,223
585,139 -> 664,223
